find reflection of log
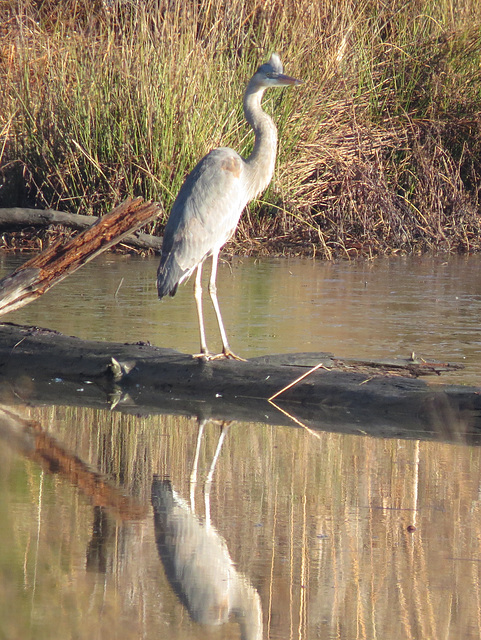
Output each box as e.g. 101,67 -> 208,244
0,405 -> 147,521
0,197 -> 162,316
86,506 -> 116,573
0,322 -> 480,444
0,206 -> 163,252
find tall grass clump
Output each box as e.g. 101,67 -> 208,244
1,0 -> 481,256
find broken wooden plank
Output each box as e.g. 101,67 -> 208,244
0,197 -> 162,315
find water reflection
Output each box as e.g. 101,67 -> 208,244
152,419 -> 262,638
152,478 -> 262,638
0,404 -> 146,520
1,253 -> 481,638
1,403 -> 481,639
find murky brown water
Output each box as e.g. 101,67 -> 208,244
1,253 -> 481,639
2,252 -> 481,384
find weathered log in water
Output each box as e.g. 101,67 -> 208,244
0,322 -> 480,444
0,197 -> 162,315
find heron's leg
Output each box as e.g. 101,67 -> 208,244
193,263 -> 210,357
190,418 -> 206,512
204,421 -> 230,529
208,251 -> 245,360
205,422 -> 230,485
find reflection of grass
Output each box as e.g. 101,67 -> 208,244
4,403 -> 481,638
2,1 -> 481,256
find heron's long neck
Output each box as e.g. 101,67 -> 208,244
243,84 -> 278,200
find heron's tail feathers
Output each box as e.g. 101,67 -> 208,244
151,476 -> 175,512
157,256 -> 184,299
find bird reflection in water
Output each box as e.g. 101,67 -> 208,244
151,420 -> 263,639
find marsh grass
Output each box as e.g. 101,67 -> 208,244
1,0 -> 481,256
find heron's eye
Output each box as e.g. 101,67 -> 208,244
266,73 -> 277,79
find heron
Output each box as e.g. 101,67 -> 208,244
157,53 -> 302,360
152,477 -> 263,639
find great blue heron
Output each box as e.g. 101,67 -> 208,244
157,53 -> 302,359
152,477 -> 263,639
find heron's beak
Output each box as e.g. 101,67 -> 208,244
276,73 -> 303,86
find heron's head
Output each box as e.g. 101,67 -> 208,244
251,53 -> 302,89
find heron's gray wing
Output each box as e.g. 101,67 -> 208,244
157,148 -> 246,297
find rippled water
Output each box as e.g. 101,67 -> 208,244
1,252 -> 481,639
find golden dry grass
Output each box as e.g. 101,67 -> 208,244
1,0 -> 481,257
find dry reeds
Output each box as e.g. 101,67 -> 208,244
1,0 -> 481,257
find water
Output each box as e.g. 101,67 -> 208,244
2,252 -> 481,384
1,253 -> 481,639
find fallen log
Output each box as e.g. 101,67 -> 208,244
0,206 -> 163,252
0,197 -> 162,315
0,322 -> 479,444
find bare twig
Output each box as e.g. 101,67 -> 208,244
268,362 -> 328,401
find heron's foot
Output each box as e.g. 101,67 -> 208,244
192,351 -> 223,361
192,350 -> 246,362
223,349 -> 246,361
192,352 -> 213,361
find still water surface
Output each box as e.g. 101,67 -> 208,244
1,253 -> 481,639
2,252 -> 481,384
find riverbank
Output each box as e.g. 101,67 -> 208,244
1,1 -> 481,258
